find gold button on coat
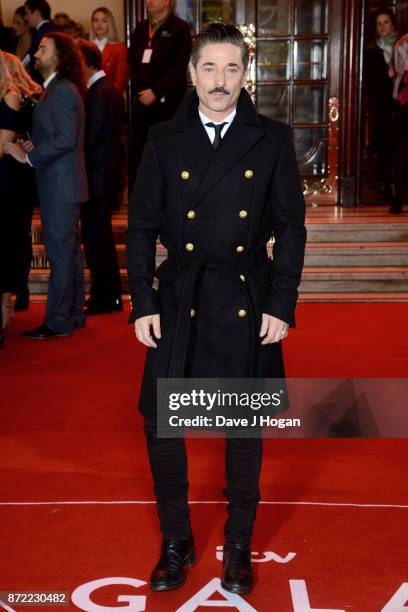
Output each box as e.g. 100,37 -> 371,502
190,308 -> 196,317
238,309 -> 247,317
185,242 -> 194,251
244,170 -> 253,179
239,210 -> 248,218
187,210 -> 196,219
181,171 -> 190,180
240,274 -> 246,282
236,245 -> 245,253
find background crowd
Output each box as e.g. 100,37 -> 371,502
364,7 -> 408,214
0,0 -> 191,347
1,1 -> 408,348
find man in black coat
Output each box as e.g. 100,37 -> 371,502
128,0 -> 191,189
127,24 -> 306,594
24,0 -> 55,80
78,40 -> 123,315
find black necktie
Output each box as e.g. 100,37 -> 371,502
205,122 -> 227,150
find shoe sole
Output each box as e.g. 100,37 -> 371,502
221,580 -> 252,595
149,549 -> 196,592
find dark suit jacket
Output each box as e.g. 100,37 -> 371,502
126,89 -> 307,416
128,12 -> 191,117
28,76 -> 88,204
85,75 -> 123,198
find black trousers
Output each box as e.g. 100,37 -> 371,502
144,417 -> 263,545
80,195 -> 122,305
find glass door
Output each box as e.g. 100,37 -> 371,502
256,1 -> 329,179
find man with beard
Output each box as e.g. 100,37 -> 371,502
6,32 -> 88,338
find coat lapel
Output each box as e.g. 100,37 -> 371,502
168,94 -> 215,198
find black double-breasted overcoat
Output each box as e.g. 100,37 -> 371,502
127,89 -> 307,418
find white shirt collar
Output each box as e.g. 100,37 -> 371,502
199,107 -> 237,126
199,107 -> 237,144
87,70 -> 106,89
94,37 -> 108,52
36,20 -> 49,30
43,72 -> 57,89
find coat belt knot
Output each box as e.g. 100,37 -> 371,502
157,249 -> 271,378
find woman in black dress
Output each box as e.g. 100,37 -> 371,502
0,51 -> 22,346
4,52 -> 42,312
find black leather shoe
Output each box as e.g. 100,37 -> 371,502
84,298 -> 123,315
150,534 -> 195,591
22,324 -> 71,339
221,542 -> 254,595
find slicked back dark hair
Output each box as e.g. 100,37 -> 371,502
191,23 -> 249,69
77,39 -> 102,71
25,0 -> 51,21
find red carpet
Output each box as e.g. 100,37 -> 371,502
1,303 -> 408,611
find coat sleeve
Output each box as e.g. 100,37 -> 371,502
28,84 -> 80,170
126,130 -> 165,323
263,128 -> 307,328
86,88 -> 114,160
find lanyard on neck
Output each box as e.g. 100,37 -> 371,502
148,22 -> 154,48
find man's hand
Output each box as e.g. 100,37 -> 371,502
4,141 -> 29,164
138,88 -> 157,106
259,314 -> 289,345
134,314 -> 161,348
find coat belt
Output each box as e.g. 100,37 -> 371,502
164,249 -> 270,378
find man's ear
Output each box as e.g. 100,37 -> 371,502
189,62 -> 197,86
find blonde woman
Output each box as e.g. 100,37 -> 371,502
0,52 -> 21,342
4,53 -> 42,311
91,7 -> 128,95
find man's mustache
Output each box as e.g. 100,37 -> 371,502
208,87 -> 230,95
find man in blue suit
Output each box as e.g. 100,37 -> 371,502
6,32 -> 89,339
